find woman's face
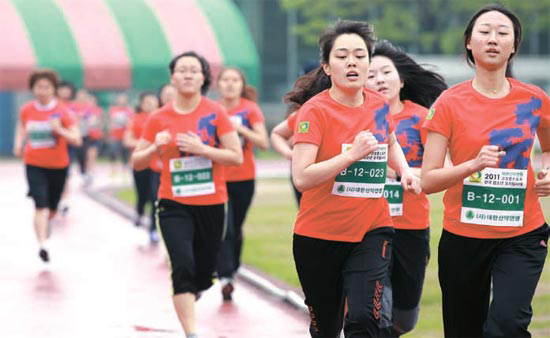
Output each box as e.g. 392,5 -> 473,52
218,69 -> 243,100
366,56 -> 403,103
57,86 -> 73,102
32,78 -> 56,103
467,10 -> 515,70
141,95 -> 159,113
171,56 -> 204,96
160,85 -> 177,105
323,33 -> 370,92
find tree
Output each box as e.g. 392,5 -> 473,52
280,0 -> 550,54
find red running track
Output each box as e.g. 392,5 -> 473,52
0,161 -> 309,338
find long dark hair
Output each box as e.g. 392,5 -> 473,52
464,4 -> 522,67
372,41 -> 447,108
284,20 -> 376,113
217,67 -> 257,102
169,51 -> 212,95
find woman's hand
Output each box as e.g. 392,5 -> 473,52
400,169 -> 421,194
535,167 -> 550,197
470,145 -> 506,172
346,130 -> 379,162
176,132 -> 206,156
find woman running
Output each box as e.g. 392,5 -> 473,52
422,4 -> 549,337
365,40 -> 447,336
131,51 -> 242,338
215,67 -> 269,301
291,20 -> 419,337
124,92 -> 159,227
13,69 -> 81,262
108,93 -> 132,177
86,94 -> 104,184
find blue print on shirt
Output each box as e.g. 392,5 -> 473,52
197,113 -> 219,147
488,98 -> 541,169
396,115 -> 423,167
373,103 -> 390,142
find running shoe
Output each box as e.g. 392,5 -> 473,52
39,248 -> 49,263
221,282 -> 234,301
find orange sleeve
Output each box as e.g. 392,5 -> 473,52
61,107 -> 76,128
142,115 -> 160,143
293,103 -> 324,146
423,95 -> 452,139
216,108 -> 235,137
539,91 -> 550,128
249,103 -> 265,125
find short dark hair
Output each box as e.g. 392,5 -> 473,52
58,80 -> 76,99
372,41 -> 447,108
136,91 -> 158,112
464,4 -> 522,67
29,69 -> 60,91
169,51 -> 211,95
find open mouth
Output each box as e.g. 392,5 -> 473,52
346,71 -> 359,80
377,86 -> 389,93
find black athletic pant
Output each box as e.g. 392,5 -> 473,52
150,171 -> 161,233
438,224 -> 549,338
294,227 -> 394,338
26,165 -> 68,211
74,136 -> 90,175
132,168 -> 152,217
217,180 -> 255,279
157,199 -> 225,295
391,228 -> 430,336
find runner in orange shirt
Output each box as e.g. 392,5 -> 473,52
131,52 -> 242,338
291,20 -> 420,337
108,93 -> 132,177
365,41 -> 447,336
13,69 -> 81,262
421,5 -> 550,337
215,67 -> 269,301
124,92 -> 159,228
87,94 -> 104,184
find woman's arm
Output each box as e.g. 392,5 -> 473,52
236,122 -> 270,150
131,130 -> 171,170
177,131 -> 243,166
535,126 -> 550,197
52,118 -> 82,146
270,120 -> 293,160
13,120 -> 25,157
421,131 -> 504,194
292,131 -> 379,192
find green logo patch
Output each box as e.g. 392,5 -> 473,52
426,107 -> 436,120
466,210 -> 475,220
298,121 -> 310,133
337,185 -> 345,193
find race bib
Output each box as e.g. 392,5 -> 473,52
26,120 -> 56,149
461,168 -> 527,227
169,156 -> 215,197
384,178 -> 403,216
112,111 -> 129,128
332,144 -> 387,198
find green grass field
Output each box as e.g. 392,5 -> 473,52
116,177 -> 550,337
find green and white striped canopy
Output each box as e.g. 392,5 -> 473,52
0,0 -> 260,90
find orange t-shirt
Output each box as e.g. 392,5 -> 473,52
293,89 -> 395,242
20,100 -> 75,169
129,112 -> 150,142
287,111 -> 298,131
89,105 -> 104,140
391,100 -> 430,230
109,105 -> 132,140
224,98 -> 265,182
142,98 -> 235,205
423,79 -> 549,239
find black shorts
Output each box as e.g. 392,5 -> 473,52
293,227 -> 394,338
391,228 -> 430,310
157,199 -> 225,295
25,164 -> 68,211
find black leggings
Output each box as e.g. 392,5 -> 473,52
132,168 -> 152,217
217,180 -> 255,279
157,199 -> 225,294
293,227 -> 394,338
74,136 -> 90,175
438,224 -> 549,338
